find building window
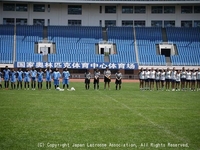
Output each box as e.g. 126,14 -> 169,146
33,4 -> 45,12
122,6 -> 133,13
16,4 -> 27,12
99,20 -> 102,26
164,21 -> 175,27
68,20 -> 81,26
16,18 -> 27,25
3,18 -> 15,25
164,6 -> 175,13
181,21 -> 192,27
100,6 -> 102,13
33,19 -> 45,26
194,6 -> 200,13
194,21 -> 200,27
68,5 -> 82,15
134,21 -> 145,27
152,6 -> 163,13
48,5 -> 50,12
3,3 -> 15,11
122,20 -> 133,27
151,21 -> 162,27
105,20 -> 116,27
105,6 -> 116,13
135,6 -> 146,13
181,6 -> 193,14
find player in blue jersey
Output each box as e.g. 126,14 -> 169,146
0,70 -> 2,89
16,68 -> 23,90
10,68 -> 17,89
45,67 -> 52,90
24,68 -> 30,90
3,66 -> 10,89
52,68 -> 61,89
62,68 -> 70,89
37,68 -> 44,90
30,67 -> 37,90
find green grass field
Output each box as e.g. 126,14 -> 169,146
0,82 -> 199,150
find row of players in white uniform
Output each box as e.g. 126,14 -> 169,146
139,67 -> 200,91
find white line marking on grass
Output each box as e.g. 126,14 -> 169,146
99,91 -> 190,143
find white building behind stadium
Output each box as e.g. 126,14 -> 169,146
0,0 -> 200,78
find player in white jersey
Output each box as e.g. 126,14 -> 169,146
191,69 -> 196,91
138,68 -> 145,90
149,67 -> 155,91
160,69 -> 165,90
181,67 -> 186,91
175,70 -> 181,91
165,68 -> 171,91
144,68 -> 150,90
171,67 -> 177,91
155,68 -> 160,90
186,68 -> 191,90
197,68 -> 200,91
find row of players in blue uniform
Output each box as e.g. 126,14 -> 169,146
138,67 -> 200,91
0,66 -> 70,90
0,66 -> 123,90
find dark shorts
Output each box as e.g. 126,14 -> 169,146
155,80 -> 160,82
85,79 -> 90,84
171,79 -> 176,83
150,79 -> 155,82
161,80 -> 165,83
104,77 -> 111,83
94,78 -> 99,84
181,78 -> 186,82
165,79 -> 171,82
186,79 -> 191,82
115,79 -> 122,84
176,81 -> 180,84
197,79 -> 200,83
145,78 -> 149,82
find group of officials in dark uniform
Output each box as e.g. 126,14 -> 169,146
84,67 -> 122,90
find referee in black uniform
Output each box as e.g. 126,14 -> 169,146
104,67 -> 111,90
115,70 -> 122,90
85,70 -> 91,90
94,68 -> 100,90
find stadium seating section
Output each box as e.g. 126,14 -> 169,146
135,27 -> 166,66
166,27 -> 200,66
0,25 -> 200,66
16,25 -> 43,62
48,26 -> 104,62
0,25 -> 14,63
107,27 -> 136,63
